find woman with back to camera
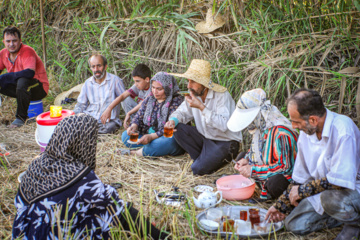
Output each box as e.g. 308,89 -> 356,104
12,114 -> 169,239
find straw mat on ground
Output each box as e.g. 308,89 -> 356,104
0,119 -> 342,239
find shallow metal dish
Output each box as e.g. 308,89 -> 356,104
196,206 -> 284,238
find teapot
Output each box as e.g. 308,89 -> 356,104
193,191 -> 222,209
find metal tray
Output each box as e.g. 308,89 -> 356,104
196,206 -> 284,238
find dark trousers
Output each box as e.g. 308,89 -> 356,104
264,174 -> 291,199
173,123 -> 239,175
0,77 -> 47,121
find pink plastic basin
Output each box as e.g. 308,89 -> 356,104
216,175 -> 256,200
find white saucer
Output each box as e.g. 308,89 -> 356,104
194,185 -> 214,192
199,219 -> 219,231
127,140 -> 139,144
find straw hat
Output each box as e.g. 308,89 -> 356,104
54,84 -> 83,106
170,59 -> 227,92
227,89 -> 266,132
195,9 -> 225,34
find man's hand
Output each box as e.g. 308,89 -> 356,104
123,114 -> 131,129
265,206 -> 286,223
100,108 -> 111,125
186,91 -> 205,110
235,164 -> 252,178
164,120 -> 176,128
138,134 -> 154,145
289,185 -> 300,207
127,124 -> 138,135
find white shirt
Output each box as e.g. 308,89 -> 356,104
292,109 -> 360,214
74,72 -> 126,125
170,89 -> 242,142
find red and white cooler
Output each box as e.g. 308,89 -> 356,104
35,110 -> 75,152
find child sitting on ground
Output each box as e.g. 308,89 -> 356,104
101,63 -> 151,128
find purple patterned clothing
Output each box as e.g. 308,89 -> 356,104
132,94 -> 183,137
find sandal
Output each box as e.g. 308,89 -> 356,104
115,148 -> 130,155
8,118 -> 25,128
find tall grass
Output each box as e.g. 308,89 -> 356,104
1,0 -> 358,112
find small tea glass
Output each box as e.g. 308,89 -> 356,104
240,210 -> 248,221
222,219 -> 235,232
254,219 -> 271,233
163,126 -> 174,138
221,206 -> 231,221
206,208 -> 223,223
129,131 -> 139,142
235,220 -> 252,235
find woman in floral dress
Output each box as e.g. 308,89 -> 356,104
121,72 -> 184,156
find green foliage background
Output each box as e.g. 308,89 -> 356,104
1,0 -> 360,119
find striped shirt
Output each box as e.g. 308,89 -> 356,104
74,72 -> 126,125
248,126 -> 298,198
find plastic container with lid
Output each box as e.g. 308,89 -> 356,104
35,110 -> 75,152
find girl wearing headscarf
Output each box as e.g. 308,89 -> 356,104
12,114 -> 168,239
227,89 -> 298,202
121,72 -> 184,156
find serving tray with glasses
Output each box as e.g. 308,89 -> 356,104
196,206 -> 284,238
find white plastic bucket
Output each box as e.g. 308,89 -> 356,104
35,124 -> 57,152
35,110 -> 75,152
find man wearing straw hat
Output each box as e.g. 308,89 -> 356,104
266,89 -> 360,239
165,59 -> 242,175
227,88 -> 298,202
0,26 -> 48,128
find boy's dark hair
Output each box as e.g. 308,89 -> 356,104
286,88 -> 326,119
132,64 -> 151,79
3,26 -> 21,39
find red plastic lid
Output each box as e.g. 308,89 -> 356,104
36,110 -> 75,126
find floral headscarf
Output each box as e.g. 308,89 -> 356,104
143,72 -> 181,131
238,89 -> 294,164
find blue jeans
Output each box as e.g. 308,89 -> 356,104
121,131 -> 184,157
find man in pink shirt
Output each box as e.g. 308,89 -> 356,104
0,26 -> 49,128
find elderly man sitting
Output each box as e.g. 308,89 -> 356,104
228,89 -> 298,202
73,53 -> 126,134
266,89 -> 360,240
